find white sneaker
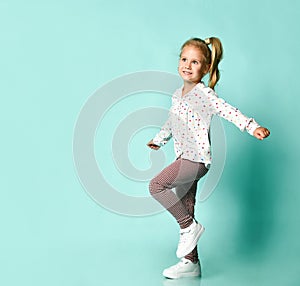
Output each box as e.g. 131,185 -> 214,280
162,258 -> 201,279
176,220 -> 205,258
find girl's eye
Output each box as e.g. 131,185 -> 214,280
192,61 -> 199,64
181,58 -> 187,62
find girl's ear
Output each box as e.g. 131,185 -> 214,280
204,64 -> 211,75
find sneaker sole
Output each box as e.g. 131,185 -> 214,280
163,269 -> 201,279
176,224 -> 205,258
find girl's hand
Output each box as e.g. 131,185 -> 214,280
253,127 -> 270,140
147,139 -> 160,150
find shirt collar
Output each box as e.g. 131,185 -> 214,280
176,81 -> 205,97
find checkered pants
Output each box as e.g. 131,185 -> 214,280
149,157 -> 208,262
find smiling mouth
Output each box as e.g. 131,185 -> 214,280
183,71 -> 192,75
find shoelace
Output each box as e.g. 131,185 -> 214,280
173,259 -> 189,269
178,229 -> 192,244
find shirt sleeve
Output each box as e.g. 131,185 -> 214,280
152,116 -> 173,146
207,89 -> 261,136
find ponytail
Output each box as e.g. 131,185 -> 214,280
204,37 -> 223,90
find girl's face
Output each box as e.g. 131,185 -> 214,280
178,45 -> 209,84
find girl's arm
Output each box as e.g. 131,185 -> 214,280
147,117 -> 172,149
208,90 -> 270,139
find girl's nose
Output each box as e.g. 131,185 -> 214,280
185,61 -> 191,69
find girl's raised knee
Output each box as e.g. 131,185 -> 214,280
149,179 -> 160,196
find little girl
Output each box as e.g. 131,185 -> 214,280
147,37 -> 270,279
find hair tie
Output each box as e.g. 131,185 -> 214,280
204,38 -> 210,45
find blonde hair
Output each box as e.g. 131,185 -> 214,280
180,37 -> 223,90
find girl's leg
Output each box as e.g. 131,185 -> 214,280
149,158 -> 208,229
176,181 -> 199,263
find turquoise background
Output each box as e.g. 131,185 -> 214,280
1,0 -> 299,285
